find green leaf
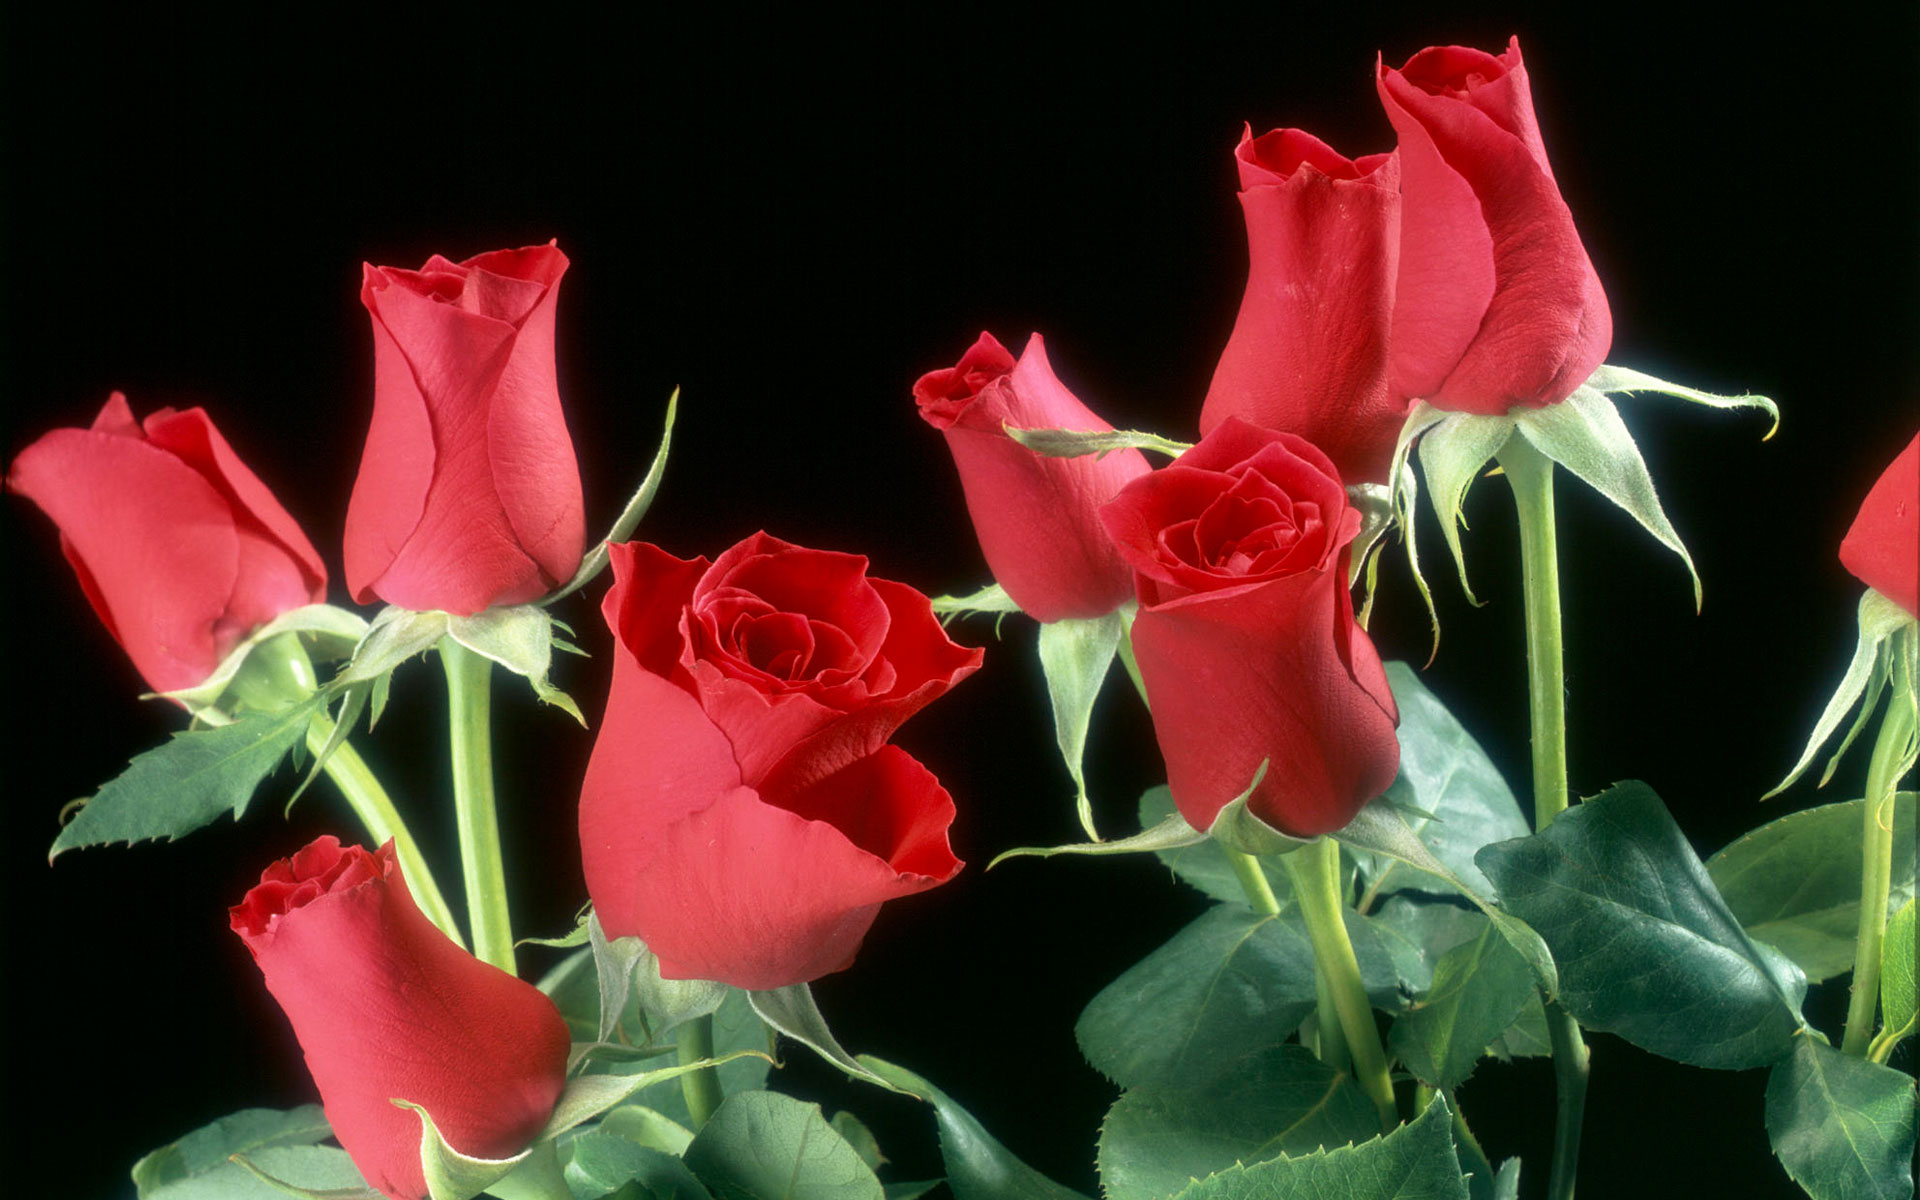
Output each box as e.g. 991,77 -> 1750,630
132,1107 -> 369,1200
828,1111 -> 886,1171
1004,424 -> 1191,460
1477,782 -> 1805,1069
682,1090 -> 885,1200
1485,995 -> 1552,1062
1387,920 -> 1536,1090
1165,1092 -> 1469,1200
1139,786 -> 1291,907
1096,1044 -> 1379,1200
1355,663 -> 1531,903
1765,1035 -> 1916,1200
537,947 -> 602,1043
445,608 -> 584,725
614,992 -> 773,1131
52,694 -> 323,858
747,984 -> 907,1094
1365,896 -> 1488,997
1583,362 -> 1780,437
1076,907 -> 1318,1090
1769,593 -> 1918,796
548,388 -> 678,607
218,1150 -> 380,1199
563,1128 -> 711,1199
1037,610 -> 1125,839
1508,389 -> 1701,609
882,1183 -> 943,1200
859,1057 -> 1090,1200
1707,793 -> 1917,981
1415,412 -> 1515,606
1335,802 -> 1557,997
597,1105 -> 697,1155
1880,899 -> 1916,1049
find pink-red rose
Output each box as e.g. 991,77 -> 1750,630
7,392 -> 326,693
915,332 -> 1150,621
1201,127 -> 1404,485
1840,432 -> 1919,618
1101,418 -> 1400,836
1378,37 -> 1612,415
231,837 -> 568,1200
344,243 -> 585,616
577,533 -> 980,989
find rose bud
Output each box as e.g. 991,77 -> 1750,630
231,837 -> 569,1200
1378,37 -> 1612,414
7,392 -> 327,693
1201,127 -> 1405,484
578,534 -> 979,989
1101,418 -> 1400,836
344,243 -> 585,615
915,332 -> 1150,621
1840,431 -> 1919,618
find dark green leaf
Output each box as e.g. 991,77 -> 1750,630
1484,996 -> 1551,1062
1097,1045 -> 1378,1200
1765,1035 -> 1916,1200
683,1091 -> 884,1200
1366,896 -> 1488,997
1387,922 -> 1535,1090
1356,664 -> 1530,901
1139,786 -> 1290,906
828,1112 -> 885,1171
53,696 -> 323,858
1707,794 -> 1917,982
1076,907 -> 1317,1090
619,992 -> 772,1130
1477,782 -> 1805,1069
1880,899 -> 1915,1048
133,1107 -> 351,1198
860,1057 -> 1090,1200
564,1128 -> 711,1199
1165,1093 -> 1469,1200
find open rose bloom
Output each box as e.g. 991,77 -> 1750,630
578,534 -> 980,989
1102,419 -> 1400,835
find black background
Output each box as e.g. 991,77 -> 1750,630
6,6 -> 1917,1199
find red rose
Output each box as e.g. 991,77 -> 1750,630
1100,418 -> 1400,836
1840,431 -> 1919,617
231,837 -> 568,1200
1201,127 -> 1405,484
344,243 -> 584,616
1378,37 -> 1612,415
578,534 -> 979,989
7,392 -> 326,693
915,332 -> 1150,621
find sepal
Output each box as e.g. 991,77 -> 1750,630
1037,609 -> 1126,838
150,604 -> 368,717
1768,591 -> 1919,798
1003,424 -> 1191,461
544,388 -> 678,607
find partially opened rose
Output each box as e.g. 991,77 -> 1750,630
1840,431 -> 1919,618
1378,37 -> 1612,414
915,332 -> 1149,621
1101,418 -> 1400,836
1201,127 -> 1404,484
7,392 -> 327,693
578,534 -> 979,989
344,243 -> 585,616
231,837 -> 568,1200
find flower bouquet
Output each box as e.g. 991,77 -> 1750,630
9,14 -> 1916,1200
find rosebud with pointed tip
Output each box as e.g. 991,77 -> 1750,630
1840,432 -> 1919,618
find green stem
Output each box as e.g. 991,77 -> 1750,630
311,720 -> 463,947
486,1140 -> 571,1200
441,638 -> 515,975
1225,848 -> 1280,917
676,1014 -> 725,1129
1498,438 -> 1569,828
1841,667 -> 1917,1056
1500,435 -> 1589,1200
1282,837 -> 1396,1132
1448,1092 -> 1490,1167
